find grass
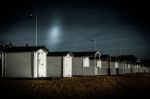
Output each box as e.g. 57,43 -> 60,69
0,73 -> 150,99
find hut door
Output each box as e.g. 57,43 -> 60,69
37,51 -> 46,77
63,54 -> 72,77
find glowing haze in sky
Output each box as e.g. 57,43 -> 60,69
0,0 -> 150,59
48,18 -> 62,46
49,25 -> 61,45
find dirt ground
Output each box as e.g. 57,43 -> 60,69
0,74 -> 150,99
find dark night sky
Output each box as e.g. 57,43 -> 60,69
0,0 -> 150,59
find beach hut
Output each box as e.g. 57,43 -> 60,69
72,51 -> 101,76
1,46 -> 48,78
47,51 -> 72,77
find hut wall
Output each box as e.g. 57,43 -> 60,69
5,52 -> 32,78
110,62 -> 117,75
72,57 -> 83,76
83,67 -> 95,76
47,56 -> 62,77
118,62 -> 124,74
101,60 -> 108,75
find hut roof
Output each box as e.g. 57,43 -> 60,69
47,51 -> 72,56
110,56 -> 118,62
118,55 -> 137,62
1,46 -> 48,53
140,59 -> 150,67
99,55 -> 110,61
101,55 -> 110,58
72,51 -> 100,57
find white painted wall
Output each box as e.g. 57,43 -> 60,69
33,49 -> 47,78
63,54 -> 72,77
83,57 -> 89,67
95,51 -> 101,75
33,52 -> 38,78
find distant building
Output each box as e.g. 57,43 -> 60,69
140,60 -> 150,73
72,51 -> 101,76
47,51 -> 72,77
118,55 -> 137,74
0,46 -> 48,78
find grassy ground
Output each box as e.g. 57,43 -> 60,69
0,74 -> 150,99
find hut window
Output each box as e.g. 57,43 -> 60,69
83,57 -> 89,67
115,62 -> 118,68
137,65 -> 139,68
128,64 -> 130,69
97,60 -> 102,68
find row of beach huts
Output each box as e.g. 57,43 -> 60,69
0,45 -> 150,78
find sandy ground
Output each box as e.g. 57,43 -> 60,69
0,74 -> 150,99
